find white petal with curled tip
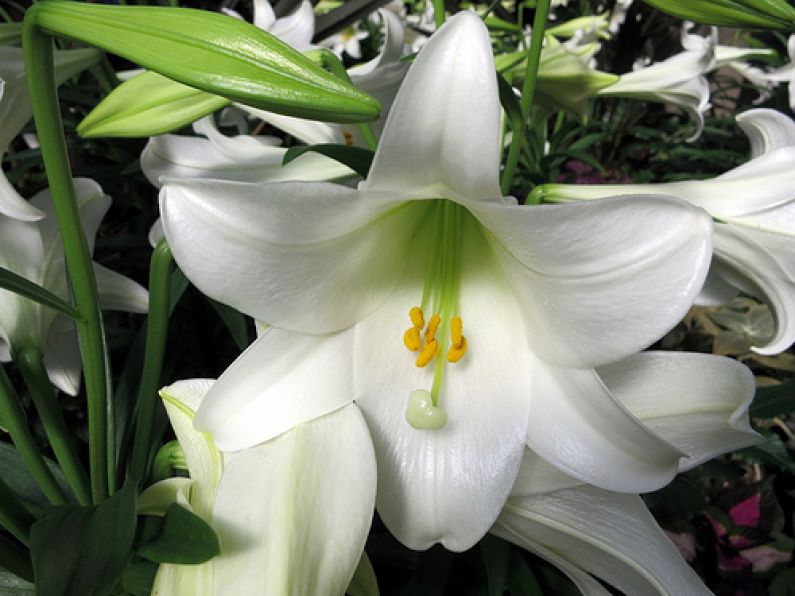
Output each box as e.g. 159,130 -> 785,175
0,165 -> 44,221
235,104 -> 344,145
42,320 -> 81,396
361,12 -> 502,201
599,351 -> 761,469
490,527 -> 611,596
93,263 -> 148,314
736,109 -> 795,158
159,379 -> 221,520
140,132 -> 353,188
161,179 -> 420,333
268,0 -> 315,51
469,195 -> 712,367
525,357 -> 684,494
194,327 -> 354,452
151,558 -> 213,596
252,0 -> 276,30
354,220 -> 530,551
494,486 -> 711,596
696,266 -> 741,306
212,404 -> 376,596
711,223 -> 795,353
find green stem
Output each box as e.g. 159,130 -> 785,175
0,534 -> 34,583
0,477 -> 35,547
15,347 -> 91,506
432,0 -> 446,29
23,17 -> 111,503
128,240 -> 173,482
0,365 -> 67,506
500,0 -> 550,195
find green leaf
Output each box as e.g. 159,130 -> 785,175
750,380 -> 795,418
0,443 -> 73,509
137,504 -> 219,565
120,561 -> 158,596
506,549 -> 544,596
736,429 -> 795,472
283,144 -> 374,178
770,568 -> 795,596
207,298 -> 250,352
640,0 -> 795,29
347,552 -> 379,596
0,23 -> 23,46
0,266 -> 81,321
30,481 -> 137,596
79,71 -> 230,138
480,535 -> 510,596
28,1 -> 380,124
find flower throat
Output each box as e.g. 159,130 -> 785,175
402,199 -> 467,430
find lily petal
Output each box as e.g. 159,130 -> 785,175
151,558 -> 213,596
711,223 -> 795,353
42,321 -> 81,396
94,263 -> 149,314
194,327 -> 354,452
137,477 -> 194,516
494,485 -> 711,595
598,351 -> 761,470
469,195 -> 712,367
160,379 -> 222,519
525,357 -> 684,493
736,108 -> 795,158
161,179 -> 420,332
697,267 -> 741,306
354,225 -> 531,551
0,168 -> 44,221
141,129 -> 353,188
212,404 -> 376,596
361,12 -> 502,201
268,0 -> 315,51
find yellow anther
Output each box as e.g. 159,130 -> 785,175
403,327 -> 422,352
343,130 -> 354,146
415,339 -> 438,367
409,307 -> 425,329
450,316 -> 463,347
446,336 -> 468,363
425,314 -> 441,342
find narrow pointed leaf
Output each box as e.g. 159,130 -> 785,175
29,481 -> 137,596
0,266 -> 81,320
640,0 -> 795,29
27,1 -> 380,123
750,379 -> 795,418
137,503 -> 220,565
283,144 -> 374,178
79,71 -> 230,138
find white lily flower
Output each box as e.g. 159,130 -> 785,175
537,108 -> 795,354
0,46 -> 101,220
322,26 -> 370,59
597,30 -> 713,140
682,24 -> 778,104
766,35 -> 795,111
142,379 -> 376,596
0,178 -> 148,395
608,0 -> 634,34
161,12 -> 713,551
223,0 -> 315,51
547,14 -> 611,43
495,350 -> 759,595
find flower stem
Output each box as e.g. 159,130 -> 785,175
0,365 -> 67,506
15,347 -> 91,506
0,476 -> 36,547
23,18 -> 111,502
500,0 -> 550,195
128,239 -> 173,482
432,0 -> 446,28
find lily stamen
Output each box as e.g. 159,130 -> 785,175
416,338 -> 438,367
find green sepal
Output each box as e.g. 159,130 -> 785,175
137,503 -> 220,565
27,1 -> 380,123
29,480 -> 138,596
78,71 -> 230,138
641,0 -> 795,29
0,266 -> 82,321
283,143 -> 374,178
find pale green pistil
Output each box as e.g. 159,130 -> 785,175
403,200 -> 469,431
